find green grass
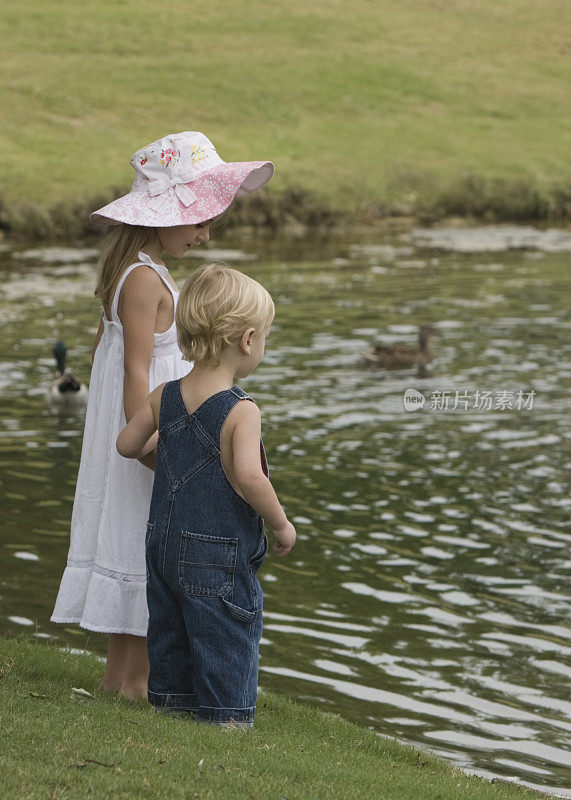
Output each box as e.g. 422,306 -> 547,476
0,0 -> 570,234
0,637 -> 558,800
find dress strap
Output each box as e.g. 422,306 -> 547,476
109,252 -> 178,325
109,263 -> 144,324
136,251 -> 179,299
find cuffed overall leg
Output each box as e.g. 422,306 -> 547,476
146,555 -> 197,709
178,593 -> 262,725
147,558 -> 263,725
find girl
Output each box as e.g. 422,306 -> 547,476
51,132 -> 274,699
117,264 -> 296,726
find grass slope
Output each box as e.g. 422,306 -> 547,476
0,637 -> 558,800
0,0 -> 569,232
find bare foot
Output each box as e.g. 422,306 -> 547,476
118,681 -> 148,700
99,677 -> 119,693
99,678 -> 148,700
100,633 -> 149,700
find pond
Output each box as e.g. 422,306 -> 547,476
1,225 -> 570,797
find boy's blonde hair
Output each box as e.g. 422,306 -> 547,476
176,263 -> 275,367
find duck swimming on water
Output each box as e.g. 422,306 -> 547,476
46,340 -> 88,407
365,325 -> 441,369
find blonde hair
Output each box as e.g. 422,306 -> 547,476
176,263 -> 275,367
94,224 -> 156,314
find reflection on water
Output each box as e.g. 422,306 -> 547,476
0,229 -> 570,796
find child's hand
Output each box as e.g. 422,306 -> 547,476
138,450 -> 156,471
272,521 -> 296,557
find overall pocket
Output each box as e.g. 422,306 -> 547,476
178,532 -> 237,597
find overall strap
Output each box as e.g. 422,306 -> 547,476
174,384 -> 270,477
158,379 -> 189,431
192,386 -> 253,450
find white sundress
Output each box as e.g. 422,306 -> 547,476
51,251 -> 191,636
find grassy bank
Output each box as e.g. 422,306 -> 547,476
0,0 -> 569,237
0,637 -> 558,800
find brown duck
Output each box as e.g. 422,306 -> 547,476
365,325 -> 441,369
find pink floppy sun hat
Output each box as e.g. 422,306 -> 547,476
90,131 -> 274,227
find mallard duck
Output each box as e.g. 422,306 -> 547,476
365,325 -> 441,369
46,340 -> 88,407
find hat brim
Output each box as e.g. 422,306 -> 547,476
90,161 -> 274,227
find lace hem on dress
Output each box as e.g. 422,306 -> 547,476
66,559 -> 146,582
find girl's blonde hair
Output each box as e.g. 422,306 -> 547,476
94,223 -> 156,314
176,263 -> 275,367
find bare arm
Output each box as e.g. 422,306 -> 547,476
232,401 -> 296,556
119,267 -> 162,469
91,317 -> 105,363
117,384 -> 163,459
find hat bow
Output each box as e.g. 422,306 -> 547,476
147,168 -> 198,212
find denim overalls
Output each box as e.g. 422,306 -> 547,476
146,379 -> 269,725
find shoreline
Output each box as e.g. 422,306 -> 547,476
1,177 -> 569,243
1,635 -> 563,799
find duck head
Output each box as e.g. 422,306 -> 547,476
53,340 -> 67,376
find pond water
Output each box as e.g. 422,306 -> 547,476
1,226 -> 570,796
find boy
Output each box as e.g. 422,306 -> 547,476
117,263 -> 296,727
